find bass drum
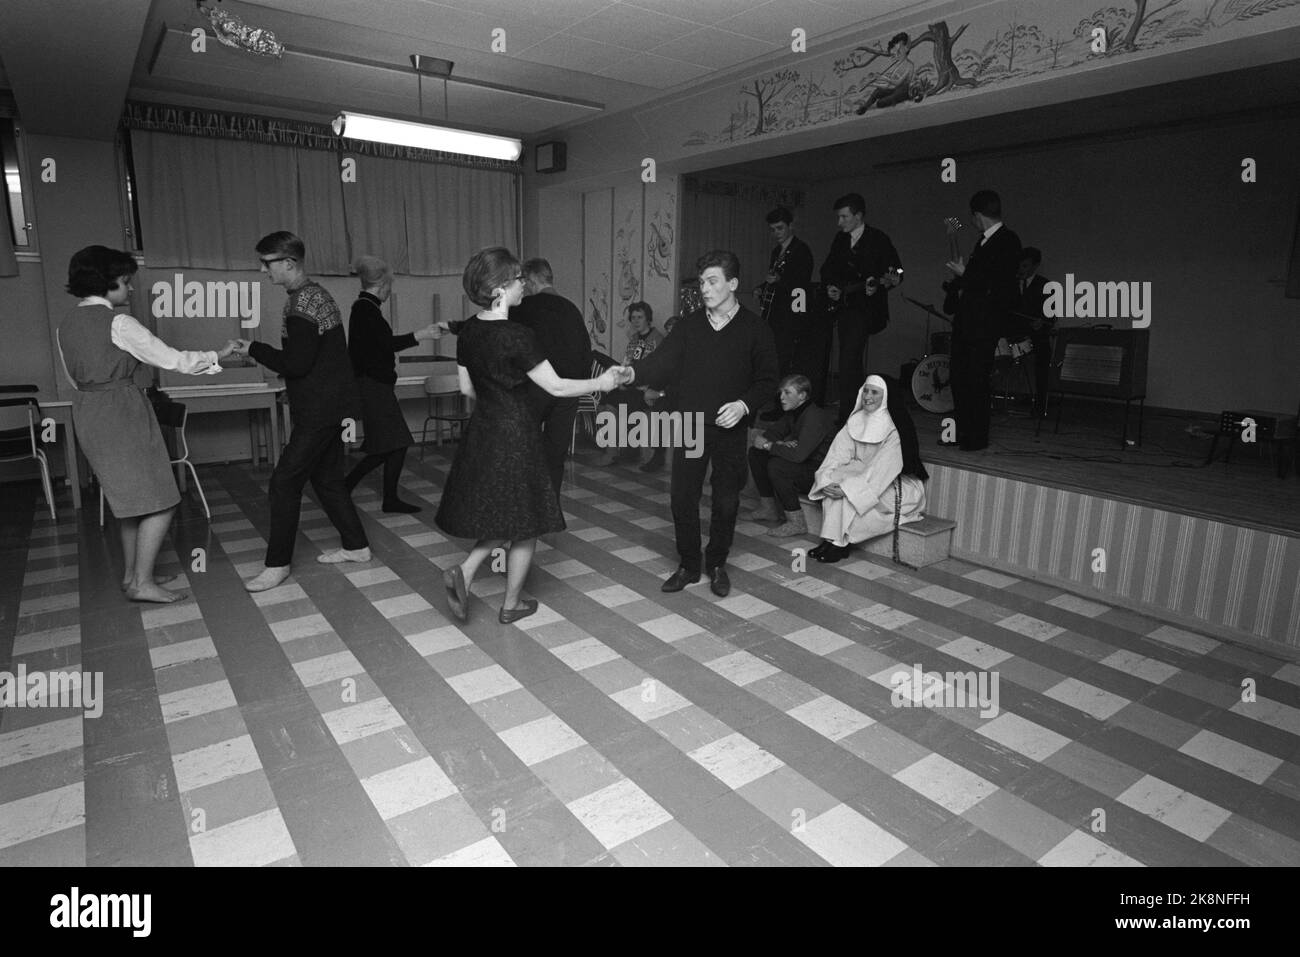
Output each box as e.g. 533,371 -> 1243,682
912,354 -> 953,413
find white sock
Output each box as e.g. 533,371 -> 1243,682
317,547 -> 372,564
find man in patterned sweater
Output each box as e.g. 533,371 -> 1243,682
233,231 -> 371,592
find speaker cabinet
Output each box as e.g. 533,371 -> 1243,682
535,141 -> 566,173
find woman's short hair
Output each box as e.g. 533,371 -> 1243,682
779,374 -> 812,397
66,245 -> 138,298
627,300 -> 653,324
353,255 -> 391,287
463,246 -> 520,307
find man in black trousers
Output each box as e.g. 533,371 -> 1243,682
510,257 -> 593,495
818,192 -> 902,424
233,231 -> 370,592
616,250 -> 778,598
943,191 -> 1022,451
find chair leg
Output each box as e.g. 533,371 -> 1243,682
35,451 -> 56,521
185,460 -> 211,520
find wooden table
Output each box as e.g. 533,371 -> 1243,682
41,383 -> 284,511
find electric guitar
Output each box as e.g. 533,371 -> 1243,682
941,216 -> 964,314
821,266 -> 903,315
758,245 -> 793,321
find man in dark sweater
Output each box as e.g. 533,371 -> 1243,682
509,257 -> 592,495
618,250 -> 779,597
232,232 -> 370,592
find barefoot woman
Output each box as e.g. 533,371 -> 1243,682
57,246 -> 233,603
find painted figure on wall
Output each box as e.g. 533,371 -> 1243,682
852,32 -> 921,114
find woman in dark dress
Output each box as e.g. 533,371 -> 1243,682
344,255 -> 440,512
436,248 -> 622,624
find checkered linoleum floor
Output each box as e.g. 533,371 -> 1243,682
2,450 -> 1299,867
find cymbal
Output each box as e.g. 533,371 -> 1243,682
902,297 -> 952,323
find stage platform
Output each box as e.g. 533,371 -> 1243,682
905,400 -> 1300,655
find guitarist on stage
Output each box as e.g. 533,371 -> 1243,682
943,190 -> 1022,451
817,192 -> 903,426
755,206 -> 814,379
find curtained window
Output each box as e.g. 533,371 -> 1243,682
678,178 -> 805,306
132,131 -> 349,272
126,104 -> 520,276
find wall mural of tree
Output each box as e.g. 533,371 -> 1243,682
683,0 -> 1300,147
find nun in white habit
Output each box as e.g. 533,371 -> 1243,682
808,374 -> 928,563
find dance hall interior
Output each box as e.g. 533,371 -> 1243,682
1,0 -> 1299,873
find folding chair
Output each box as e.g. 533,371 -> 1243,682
420,372 -> 470,458
0,385 -> 56,521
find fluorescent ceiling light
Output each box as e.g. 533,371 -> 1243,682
332,112 -> 521,161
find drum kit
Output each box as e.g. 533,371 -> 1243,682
900,214 -> 1040,415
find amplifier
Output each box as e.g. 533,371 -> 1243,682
1218,410 -> 1286,439
1050,328 -> 1148,400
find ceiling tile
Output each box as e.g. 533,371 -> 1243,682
622,0 -> 768,26
717,0 -> 862,43
647,26 -> 776,68
594,51 -> 711,88
565,3 -> 700,48
513,33 -> 628,72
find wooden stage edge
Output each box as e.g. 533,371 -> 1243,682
911,401 -> 1299,538
908,401 -> 1299,656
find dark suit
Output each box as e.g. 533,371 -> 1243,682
760,236 -> 814,378
817,226 -> 902,422
510,289 -> 593,494
1016,273 -> 1053,414
944,224 -> 1021,449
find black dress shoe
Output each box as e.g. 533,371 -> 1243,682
382,499 -> 422,513
499,598 -> 538,624
808,540 -> 833,560
707,565 -> 730,597
443,566 -> 469,622
814,543 -> 852,564
662,567 -> 701,592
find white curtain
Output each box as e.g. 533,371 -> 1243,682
133,130 -> 518,276
679,190 -> 784,305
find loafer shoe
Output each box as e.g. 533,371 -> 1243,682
662,567 -> 701,592
708,565 -> 731,597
